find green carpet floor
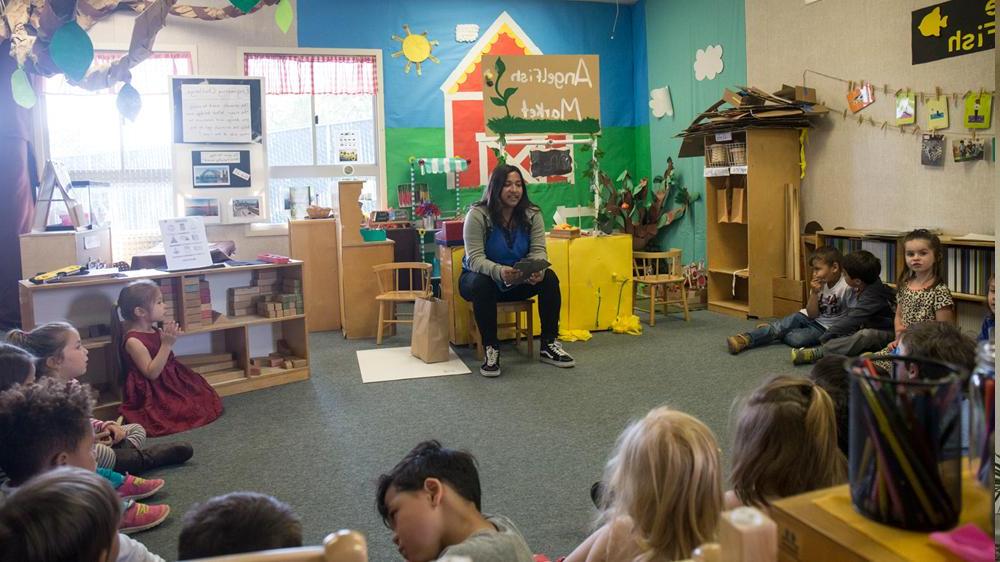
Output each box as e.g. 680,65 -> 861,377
134,310 -> 808,561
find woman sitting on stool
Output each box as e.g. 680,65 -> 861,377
460,164 -> 576,377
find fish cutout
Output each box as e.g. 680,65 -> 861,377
918,7 -> 948,37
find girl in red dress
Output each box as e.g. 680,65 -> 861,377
113,280 -> 223,436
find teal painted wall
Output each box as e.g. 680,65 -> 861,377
645,0 -> 746,263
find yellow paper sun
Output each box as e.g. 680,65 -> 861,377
391,24 -> 440,76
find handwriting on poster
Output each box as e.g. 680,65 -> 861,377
483,55 -> 600,135
181,84 -> 252,143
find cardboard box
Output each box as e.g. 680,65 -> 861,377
774,84 -> 818,104
730,186 -> 746,224
773,276 -> 807,302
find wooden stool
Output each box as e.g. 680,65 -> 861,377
468,300 -> 534,360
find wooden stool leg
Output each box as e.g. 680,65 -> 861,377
376,302 -> 385,344
513,307 -> 523,355
525,305 -> 533,358
649,285 -> 656,327
469,310 -> 483,360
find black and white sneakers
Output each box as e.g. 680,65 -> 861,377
480,345 -> 501,377
540,340 -> 575,368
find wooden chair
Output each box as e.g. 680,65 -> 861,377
633,249 -> 690,326
184,529 -> 367,561
468,300 -> 534,360
373,262 -> 433,344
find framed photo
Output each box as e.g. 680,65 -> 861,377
193,165 -> 231,187
229,197 -> 263,223
184,197 -> 221,224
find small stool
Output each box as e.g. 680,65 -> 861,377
468,300 -> 534,360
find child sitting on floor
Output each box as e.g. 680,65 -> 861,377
886,229 -> 955,352
0,379 -> 166,559
727,246 -> 853,355
376,440 -> 535,562
112,280 -> 223,436
178,492 -> 302,559
0,467 -> 122,562
791,250 -> 896,365
8,322 -> 193,473
565,407 -> 722,562
726,375 -> 847,511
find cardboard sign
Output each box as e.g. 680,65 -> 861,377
912,0 -> 996,65
482,54 -> 600,135
159,217 -> 213,271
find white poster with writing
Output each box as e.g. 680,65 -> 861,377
159,217 -> 213,271
180,84 -> 252,143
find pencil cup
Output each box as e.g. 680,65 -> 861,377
848,356 -> 963,531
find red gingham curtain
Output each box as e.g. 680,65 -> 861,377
244,53 -> 377,96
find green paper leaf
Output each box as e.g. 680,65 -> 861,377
50,21 -> 94,82
490,96 -> 506,106
495,57 -> 506,78
116,82 -> 142,121
275,0 -> 293,33
502,87 -> 518,99
10,67 -> 36,109
229,0 -> 258,13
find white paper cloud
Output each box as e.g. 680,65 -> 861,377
455,24 -> 479,42
694,45 -> 724,81
649,86 -> 673,118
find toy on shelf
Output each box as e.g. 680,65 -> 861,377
257,253 -> 291,264
408,156 -> 470,218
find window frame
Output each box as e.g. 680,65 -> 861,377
238,46 -> 388,211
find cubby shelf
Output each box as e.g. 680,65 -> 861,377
21,261 -> 310,421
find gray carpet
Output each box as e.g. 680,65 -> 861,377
134,310 -> 808,561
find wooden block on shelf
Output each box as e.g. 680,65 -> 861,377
250,356 -> 271,368
228,286 -> 260,297
177,352 -> 235,366
202,368 -> 245,385
283,359 -> 294,369
249,365 -> 262,377
191,360 -> 239,375
291,358 -> 308,368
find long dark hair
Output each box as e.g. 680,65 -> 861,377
475,164 -> 537,231
110,280 -> 161,383
897,229 -> 945,287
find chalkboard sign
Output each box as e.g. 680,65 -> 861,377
171,77 -> 263,144
529,149 -> 572,177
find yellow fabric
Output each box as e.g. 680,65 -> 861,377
813,475 -> 991,561
558,329 -> 593,342
567,234 -> 633,331
611,315 -> 643,335
799,129 -> 808,179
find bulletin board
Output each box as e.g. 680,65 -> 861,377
170,76 -> 268,225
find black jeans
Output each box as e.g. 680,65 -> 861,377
458,269 -> 561,347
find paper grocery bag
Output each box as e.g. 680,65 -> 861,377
411,297 -> 450,363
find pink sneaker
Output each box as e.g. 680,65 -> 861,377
120,501 -> 170,534
117,474 -> 164,500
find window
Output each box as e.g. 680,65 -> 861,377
244,51 -> 385,222
41,52 -> 193,261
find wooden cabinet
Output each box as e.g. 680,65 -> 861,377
288,219 -> 341,332
19,262 -> 309,419
706,129 -> 799,318
19,225 -> 113,278
337,240 -> 395,339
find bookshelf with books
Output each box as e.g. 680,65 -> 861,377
816,230 -> 904,288
941,236 -> 995,304
19,262 -> 310,419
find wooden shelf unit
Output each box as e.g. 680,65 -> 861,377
19,262 -> 310,419
705,129 -> 800,318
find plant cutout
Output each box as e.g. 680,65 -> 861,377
597,158 -> 700,251
484,57 -> 517,118
414,201 -> 441,218
229,0 -> 260,14
274,0 -> 293,33
391,24 -> 440,76
10,67 -> 36,109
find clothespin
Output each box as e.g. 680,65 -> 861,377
848,80 -> 854,92
935,86 -> 941,100
858,114 -> 864,125
952,92 -> 959,105
883,84 -> 890,95
972,129 -> 978,140
964,90 -> 973,100
881,121 -> 887,130
868,116 -> 876,126
842,108 -> 848,119
894,88 -> 903,98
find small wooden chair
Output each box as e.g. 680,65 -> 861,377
468,300 -> 534,360
373,262 -> 433,344
184,529 -> 367,561
633,249 -> 690,326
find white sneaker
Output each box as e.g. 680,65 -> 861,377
540,340 -> 575,368
480,346 -> 501,377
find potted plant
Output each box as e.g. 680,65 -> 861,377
414,201 -> 441,229
596,157 -> 700,251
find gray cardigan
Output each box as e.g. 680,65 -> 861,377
462,204 -> 547,283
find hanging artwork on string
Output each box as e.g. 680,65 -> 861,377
847,82 -> 875,113
895,92 -> 916,125
921,134 -> 945,166
926,96 -> 949,130
953,138 -> 986,162
963,93 -> 993,129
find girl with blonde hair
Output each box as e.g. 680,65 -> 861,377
726,375 -> 847,510
566,407 -> 722,562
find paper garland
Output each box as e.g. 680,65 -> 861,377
274,0 -> 293,33
10,67 -> 36,109
49,20 -> 94,81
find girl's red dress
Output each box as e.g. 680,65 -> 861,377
119,330 -> 223,436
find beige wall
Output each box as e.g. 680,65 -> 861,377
86,1 -> 297,258
746,0 -> 994,235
